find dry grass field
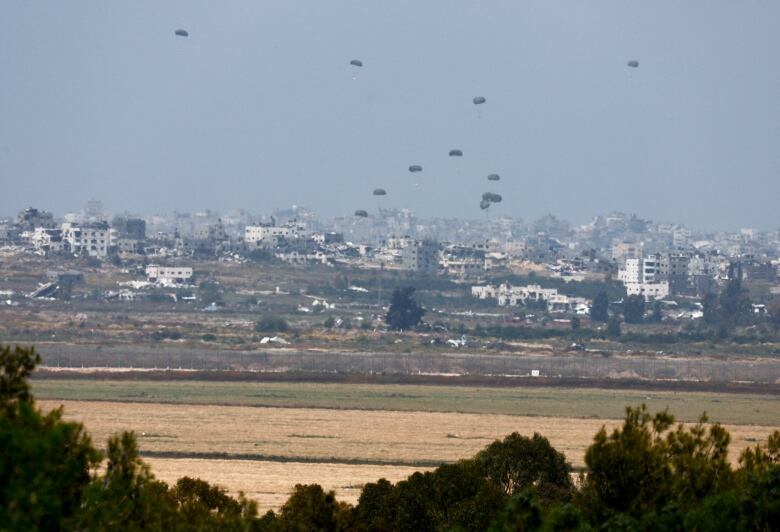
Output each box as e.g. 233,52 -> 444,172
39,399 -> 778,511
144,458 -> 422,511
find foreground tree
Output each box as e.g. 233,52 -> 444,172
385,287 -> 425,330
1,344 -> 260,531
490,407 -> 779,530
719,262 -> 753,327
650,300 -> 663,323
356,461 -> 505,532
703,263 -> 753,333
475,432 -> 573,503
0,345 -> 100,530
579,405 -> 733,526
4,342 -> 780,530
622,294 -> 646,324
69,432 -> 181,530
590,290 -> 609,322
267,483 -> 351,531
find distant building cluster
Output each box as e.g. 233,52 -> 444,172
2,202 -> 779,317
2,205 -> 146,259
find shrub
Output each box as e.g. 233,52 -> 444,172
255,315 -> 290,333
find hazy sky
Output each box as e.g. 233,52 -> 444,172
1,1 -> 778,230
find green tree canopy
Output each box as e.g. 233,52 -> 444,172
475,432 -> 573,503
1,345 -> 100,530
650,300 -> 663,323
623,294 -> 646,324
590,290 -> 609,322
385,287 -> 425,331
719,262 -> 753,326
1,344 -> 260,531
275,484 -> 351,531
4,343 -> 780,530
255,315 -> 290,333
580,405 -> 733,524
607,316 -> 622,337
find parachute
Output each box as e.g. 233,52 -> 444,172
449,149 -> 463,157
408,165 -> 423,173
487,174 -> 500,181
473,96 -> 486,105
174,29 -> 189,37
354,209 -> 368,218
479,199 -> 491,210
350,59 -> 363,67
373,188 -> 387,196
482,192 -> 502,203
627,60 -> 639,68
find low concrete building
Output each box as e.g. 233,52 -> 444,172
402,240 -> 439,273
472,283 -> 589,313
625,281 -> 669,300
31,228 -> 65,253
145,265 -> 193,283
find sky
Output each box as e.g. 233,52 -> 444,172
1,1 -> 778,230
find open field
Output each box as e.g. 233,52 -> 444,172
3,254 -> 780,381
26,340 -> 780,384
33,379 -> 780,426
144,458 -> 421,511
39,393 -> 778,510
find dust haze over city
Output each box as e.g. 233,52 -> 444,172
1,2 -> 780,530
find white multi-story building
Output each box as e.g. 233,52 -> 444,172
382,236 -> 415,250
641,256 -> 661,283
618,256 -> 663,284
61,222 -> 111,257
484,252 -> 508,271
441,257 -> 484,277
618,256 -> 670,300
244,223 -> 307,246
502,240 -> 527,258
618,258 -> 641,284
145,265 -> 193,283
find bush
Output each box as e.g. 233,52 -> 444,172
254,315 -> 289,333
151,330 -> 182,341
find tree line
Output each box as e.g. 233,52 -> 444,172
2,344 -> 778,530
